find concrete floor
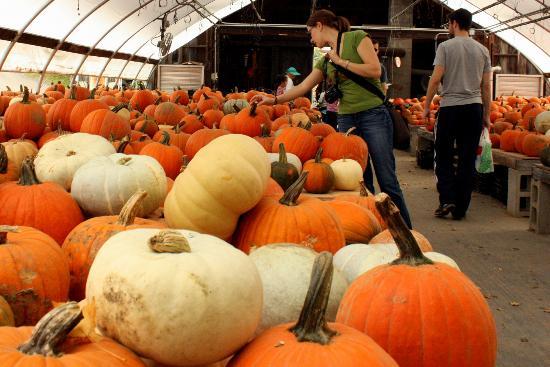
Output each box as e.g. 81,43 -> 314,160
392,150 -> 550,367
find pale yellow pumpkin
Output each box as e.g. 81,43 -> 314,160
164,134 -> 270,239
330,158 -> 363,190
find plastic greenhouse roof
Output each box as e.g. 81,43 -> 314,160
438,0 -> 550,73
0,0 -> 252,84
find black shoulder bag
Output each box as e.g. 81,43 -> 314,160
330,56 -> 411,150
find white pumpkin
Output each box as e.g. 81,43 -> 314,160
34,133 -> 115,190
86,228 -> 262,367
330,158 -> 363,190
115,106 -> 131,121
535,111 -> 550,134
334,243 -> 460,283
71,153 -> 167,217
223,99 -> 250,115
267,151 -> 302,172
164,134 -> 270,240
249,244 -> 348,335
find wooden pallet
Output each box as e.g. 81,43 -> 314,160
529,164 -> 550,234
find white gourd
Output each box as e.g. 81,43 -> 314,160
331,158 -> 363,190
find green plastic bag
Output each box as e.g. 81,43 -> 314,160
476,128 -> 494,174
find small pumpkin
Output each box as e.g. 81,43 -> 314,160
326,200 -> 381,244
180,114 -> 205,134
202,108 -> 224,129
267,151 -> 302,172
0,302 -> 146,366
0,143 -> 18,184
170,87 -> 190,105
310,122 -> 336,137
139,131 -> 184,180
1,138 -> 38,172
228,252 -> 398,367
222,99 -> 249,115
224,103 -> 269,137
303,147 -> 334,194
134,116 -> 160,138
3,87 -> 46,139
234,172 -> 346,254
87,229 -> 263,366
270,143 -> 299,191
46,86 -> 78,130
154,101 -> 186,126
153,123 -> 190,152
253,124 -> 274,152
0,225 -> 70,325
331,158 -> 363,190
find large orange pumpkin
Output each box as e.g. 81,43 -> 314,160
227,252 -> 398,367
272,123 -> 319,163
310,122 -> 336,137
197,92 -> 221,114
293,96 -> 311,109
184,126 -> 230,160
272,103 -> 290,118
4,87 -> 46,139
0,225 -> 69,326
80,109 -> 131,140
234,172 -> 345,254
0,302 -> 146,366
69,94 -> 109,132
130,87 -> 156,112
321,127 -> 369,170
47,86 -> 78,130
154,101 -> 186,126
140,131 -> 184,179
336,194 -> 497,367
62,191 -> 165,301
334,182 -> 386,229
0,158 -> 84,244
327,200 -> 381,244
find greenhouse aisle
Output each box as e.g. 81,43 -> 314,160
394,150 -> 550,367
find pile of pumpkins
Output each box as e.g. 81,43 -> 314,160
0,83 -> 497,366
394,96 -> 438,131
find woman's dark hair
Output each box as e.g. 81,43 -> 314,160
448,8 -> 472,31
274,74 -> 286,86
306,9 -> 351,33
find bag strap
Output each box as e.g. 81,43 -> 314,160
332,62 -> 387,104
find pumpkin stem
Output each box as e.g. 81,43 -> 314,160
289,252 -> 337,345
314,147 -> 323,163
18,157 -> 40,186
374,193 -> 433,266
260,124 -> 270,137
117,190 -> 147,226
116,135 -> 131,153
359,181 -> 373,197
0,225 -> 19,245
345,127 -> 356,136
180,155 -> 189,173
22,86 -> 30,104
277,143 -> 288,164
202,92 -> 210,100
89,88 -> 96,99
175,95 -> 181,104
279,171 -> 308,206
233,104 -> 242,113
112,103 -> 128,113
0,144 -> 8,174
250,102 -> 258,117
154,97 -> 161,105
17,302 -> 83,357
160,130 -> 171,146
148,230 -> 191,253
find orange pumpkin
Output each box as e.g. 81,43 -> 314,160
140,131 -> 184,179
184,126 -> 230,160
264,177 -> 284,197
293,96 -> 311,109
47,87 -> 79,131
223,103 -> 269,137
514,130 -> 531,154
369,228 -> 433,251
153,123 -> 190,152
0,225 -> 69,326
134,117 -> 160,138
271,115 -> 292,131
0,302 -> 146,365
129,133 -> 152,153
272,103 -> 290,118
500,129 -> 522,152
0,144 -> 18,184
80,109 -> 131,140
321,127 -> 369,170
253,124 -> 275,153
37,125 -> 70,148
143,98 -> 160,118
112,136 -> 135,154
170,88 -> 190,105
234,172 -> 345,254
69,93 -> 109,132
4,87 -> 46,139
336,194 -> 497,367
197,93 -> 221,114
492,120 -> 513,135
202,109 -> 224,129
310,122 -> 336,137
228,252 -> 398,367
62,191 -> 166,301
0,158 -> 84,244
273,123 -> 319,163
130,87 -> 156,112
522,134 -> 549,157
327,200 -> 381,244
99,94 -> 118,106
154,101 -> 186,126
303,147 -> 334,194
64,85 -> 90,101
335,182 -> 386,229
179,114 -> 205,134
0,295 -> 14,326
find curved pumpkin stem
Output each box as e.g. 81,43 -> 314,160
18,157 -> 40,186
277,143 -> 288,164
314,147 -> 323,163
279,171 -> 308,206
375,193 -> 433,266
180,155 -> 190,173
345,126 -> 356,136
18,302 -> 83,357
21,87 -> 30,104
0,144 -> 8,174
116,135 -> 131,153
249,102 -> 258,117
260,124 -> 270,137
232,104 -> 242,113
160,130 -> 171,146
89,88 -> 96,100
148,230 -> 191,253
289,252 -> 337,345
359,181 -> 373,197
0,225 -> 19,245
117,190 -> 147,226
112,103 -> 129,113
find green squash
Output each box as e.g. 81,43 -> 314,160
271,143 -> 299,191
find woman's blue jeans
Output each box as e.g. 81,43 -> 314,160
337,105 -> 412,228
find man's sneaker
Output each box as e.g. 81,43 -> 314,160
434,203 -> 456,218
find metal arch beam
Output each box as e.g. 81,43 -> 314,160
133,53 -> 155,84
113,36 -> 156,86
70,0 -> 155,85
0,0 -> 55,71
94,1 -> 193,88
36,0 -> 111,92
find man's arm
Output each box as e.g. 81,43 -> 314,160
481,71 -> 492,128
422,65 -> 445,118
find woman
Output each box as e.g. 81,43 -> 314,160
252,9 -> 412,227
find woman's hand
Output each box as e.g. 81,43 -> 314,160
250,94 -> 275,106
325,50 -> 343,66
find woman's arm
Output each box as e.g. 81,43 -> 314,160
329,36 -> 381,79
253,69 -> 324,105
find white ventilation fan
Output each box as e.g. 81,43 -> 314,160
157,14 -> 173,57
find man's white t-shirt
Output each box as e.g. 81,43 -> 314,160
285,75 -> 294,92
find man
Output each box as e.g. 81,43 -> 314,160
373,40 -> 389,94
422,8 -> 492,220
285,66 -> 301,92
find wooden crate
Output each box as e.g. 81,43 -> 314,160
492,149 -> 540,217
529,164 -> 550,234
